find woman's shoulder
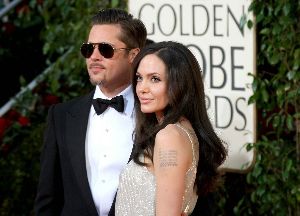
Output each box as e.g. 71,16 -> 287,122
153,122 -> 194,173
156,123 -> 183,140
155,122 -> 192,152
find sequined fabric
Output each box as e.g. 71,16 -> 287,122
115,123 -> 199,216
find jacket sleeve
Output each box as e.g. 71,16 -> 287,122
34,105 -> 64,216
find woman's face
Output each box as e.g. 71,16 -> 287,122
136,54 -> 169,122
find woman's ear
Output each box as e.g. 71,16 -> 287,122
129,48 -> 140,63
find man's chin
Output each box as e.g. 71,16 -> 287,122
89,78 -> 103,86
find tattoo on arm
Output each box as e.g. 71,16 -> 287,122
159,149 -> 178,168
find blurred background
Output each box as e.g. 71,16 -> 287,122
0,0 -> 299,215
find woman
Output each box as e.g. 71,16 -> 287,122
115,41 -> 227,216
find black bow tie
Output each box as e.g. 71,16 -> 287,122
92,95 -> 124,115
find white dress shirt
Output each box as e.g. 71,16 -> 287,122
85,85 -> 134,216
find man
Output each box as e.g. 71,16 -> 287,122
34,8 -> 147,216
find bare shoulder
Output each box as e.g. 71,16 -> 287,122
155,124 -> 187,149
155,124 -> 192,158
154,124 -> 192,171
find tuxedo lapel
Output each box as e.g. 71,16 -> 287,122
65,91 -> 98,215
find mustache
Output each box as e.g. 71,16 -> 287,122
89,63 -> 105,69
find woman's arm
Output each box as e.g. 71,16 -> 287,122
153,124 -> 193,216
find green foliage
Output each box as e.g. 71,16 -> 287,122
225,0 -> 300,215
39,0 -> 128,100
0,0 -> 299,215
0,122 -> 45,216
0,0 -> 127,215
233,138 -> 299,215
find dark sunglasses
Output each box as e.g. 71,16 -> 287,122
80,42 -> 131,59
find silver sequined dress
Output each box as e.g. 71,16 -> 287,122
115,123 -> 199,216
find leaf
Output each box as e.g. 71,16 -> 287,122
246,143 -> 254,151
287,71 -> 296,80
294,48 -> 300,60
276,86 -> 284,98
294,113 -> 300,118
293,49 -> 300,70
269,54 -> 280,65
260,43 -> 266,51
260,28 -> 270,35
282,159 -> 293,181
262,89 -> 269,102
111,0 -> 119,7
19,76 -> 27,87
272,115 -> 280,128
252,78 -> 258,91
248,95 -> 256,104
248,2 -> 255,12
251,192 -> 256,202
247,19 -> 254,29
272,24 -> 281,35
286,114 -> 293,130
261,135 -> 268,142
256,13 -> 264,23
287,89 -> 298,100
283,4 -> 291,16
257,186 -> 266,197
253,165 -> 262,178
274,5 -> 281,15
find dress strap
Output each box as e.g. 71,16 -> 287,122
174,123 -> 196,166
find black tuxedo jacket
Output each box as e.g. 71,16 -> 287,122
34,90 -> 211,216
35,91 -> 109,216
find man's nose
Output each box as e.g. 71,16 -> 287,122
90,45 -> 103,60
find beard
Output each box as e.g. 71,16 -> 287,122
89,77 -> 103,86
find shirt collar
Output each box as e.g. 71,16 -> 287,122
92,85 -> 134,117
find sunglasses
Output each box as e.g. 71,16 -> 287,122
80,42 -> 131,59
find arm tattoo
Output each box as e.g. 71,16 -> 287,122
159,149 -> 178,168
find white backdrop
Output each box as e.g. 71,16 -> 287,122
129,0 -> 256,172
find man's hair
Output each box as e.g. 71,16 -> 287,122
91,8 -> 147,49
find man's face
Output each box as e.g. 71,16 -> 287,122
86,24 -> 133,96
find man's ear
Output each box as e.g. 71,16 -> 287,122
129,48 -> 140,63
